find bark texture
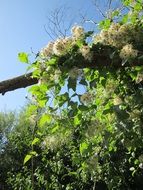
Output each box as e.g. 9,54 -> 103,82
0,73 -> 38,95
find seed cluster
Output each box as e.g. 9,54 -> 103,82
40,25 -> 90,58
93,23 -> 143,60
40,23 -> 142,64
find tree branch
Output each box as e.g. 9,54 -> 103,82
0,50 -> 143,95
0,73 -> 38,95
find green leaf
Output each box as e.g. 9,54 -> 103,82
99,19 -> 111,30
55,92 -> 69,107
74,114 -> 81,126
68,101 -> 78,109
80,142 -> 88,155
68,77 -> 77,92
90,79 -> 97,88
134,159 -> 139,165
134,66 -> 143,71
111,10 -> 120,18
134,2 -> 142,11
121,0 -> 132,6
129,71 -> 137,80
47,58 -> 57,65
76,39 -> 83,48
32,137 -> 40,145
130,13 -> 138,23
28,85 -> 40,94
24,154 -> 32,164
103,108 -> 113,115
121,14 -> 128,23
51,125 -> 59,133
38,97 -> 48,107
79,78 -> 88,86
30,151 -> 37,156
18,52 -> 29,63
78,105 -> 88,111
26,104 -> 37,116
24,151 -> 37,164
39,114 -> 52,127
84,31 -> 94,38
68,172 -> 78,176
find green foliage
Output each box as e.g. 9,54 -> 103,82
99,19 -> 111,29
18,52 -> 29,63
24,151 -> 37,164
0,110 -> 34,189
2,1 -> 143,189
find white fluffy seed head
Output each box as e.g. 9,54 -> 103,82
40,42 -> 54,58
69,67 -> 83,79
53,37 -> 73,56
71,25 -> 85,39
93,23 -> 142,50
80,92 -> 93,104
119,44 -> 138,60
79,45 -> 93,61
53,38 -> 65,55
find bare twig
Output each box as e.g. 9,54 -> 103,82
44,25 -> 55,41
108,0 -> 112,10
44,6 -> 74,40
92,0 -> 123,21
93,0 -> 107,18
80,13 -> 98,26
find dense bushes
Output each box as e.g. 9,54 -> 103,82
1,92 -> 143,189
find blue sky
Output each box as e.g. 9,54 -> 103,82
0,0 -> 118,111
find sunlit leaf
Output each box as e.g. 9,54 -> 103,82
24,154 -> 32,164
47,58 -> 57,65
32,137 -> 40,145
39,114 -> 52,127
80,142 -> 88,155
18,52 -> 29,63
74,115 -> 81,126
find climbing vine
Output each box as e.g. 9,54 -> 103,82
13,0 -> 143,189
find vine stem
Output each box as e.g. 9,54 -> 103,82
31,109 -> 39,190
93,181 -> 96,190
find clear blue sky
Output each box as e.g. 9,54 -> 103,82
0,0 -> 118,111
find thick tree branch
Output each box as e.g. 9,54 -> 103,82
0,50 -> 143,95
0,73 -> 38,95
